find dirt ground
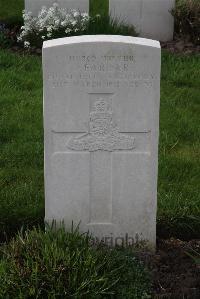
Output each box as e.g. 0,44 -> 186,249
138,238 -> 200,299
161,39 -> 200,55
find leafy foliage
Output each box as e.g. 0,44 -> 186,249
172,0 -> 200,44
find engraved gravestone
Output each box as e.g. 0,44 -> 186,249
43,35 -> 161,247
25,0 -> 89,16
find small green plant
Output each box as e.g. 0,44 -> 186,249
172,0 -> 200,44
0,226 -> 151,298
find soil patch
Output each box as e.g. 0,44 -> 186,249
138,238 -> 200,299
161,39 -> 200,55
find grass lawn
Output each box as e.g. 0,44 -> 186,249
0,49 -> 199,240
0,50 -> 44,237
158,53 -> 200,238
0,227 -> 151,298
0,0 -> 109,23
0,0 -> 23,24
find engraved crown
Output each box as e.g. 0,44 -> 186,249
90,99 -> 112,121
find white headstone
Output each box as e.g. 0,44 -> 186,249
25,0 -> 89,15
110,0 -> 175,41
109,0 -> 142,33
43,35 -> 161,248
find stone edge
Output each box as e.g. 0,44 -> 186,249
43,35 -> 161,49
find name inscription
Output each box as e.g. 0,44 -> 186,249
48,54 -> 156,89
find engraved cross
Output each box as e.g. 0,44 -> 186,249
67,94 -> 135,224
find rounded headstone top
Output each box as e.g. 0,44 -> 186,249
43,35 -> 161,49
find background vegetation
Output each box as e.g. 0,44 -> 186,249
173,0 -> 200,45
0,0 -> 23,24
90,0 -> 109,16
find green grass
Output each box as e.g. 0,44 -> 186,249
90,0 -> 109,16
0,0 -> 109,24
0,50 -> 44,238
0,0 -> 23,24
158,52 -> 200,239
0,49 -> 199,241
0,226 -> 151,298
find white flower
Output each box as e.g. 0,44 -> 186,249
61,20 -> 68,27
54,19 -> 60,26
19,4 -> 90,48
38,6 -> 47,18
24,41 -> 30,48
47,26 -> 53,32
65,28 -> 72,34
82,13 -> 89,18
73,11 -> 79,18
71,20 -> 77,26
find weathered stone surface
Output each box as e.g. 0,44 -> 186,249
109,0 -> 175,41
43,35 -> 161,247
25,0 -> 89,15
109,0 -> 142,33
